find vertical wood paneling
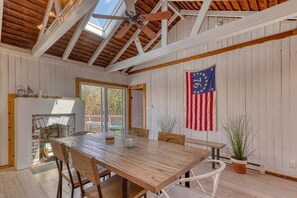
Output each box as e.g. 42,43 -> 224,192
129,16 -> 297,177
8,54 -> 16,93
0,49 -> 128,165
280,22 -> 292,176
1,52 -> 8,164
289,36 -> 297,177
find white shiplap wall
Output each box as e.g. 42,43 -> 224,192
0,47 -> 128,165
129,16 -> 297,177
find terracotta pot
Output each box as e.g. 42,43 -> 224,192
231,157 -> 247,174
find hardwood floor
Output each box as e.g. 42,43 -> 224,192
0,163 -> 297,198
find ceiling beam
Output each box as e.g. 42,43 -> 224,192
181,10 -> 257,17
54,0 -> 62,15
168,2 -> 185,20
190,0 -> 212,35
105,0 -> 297,72
33,0 -> 99,57
144,13 -> 178,52
181,10 -> 297,20
168,0 -> 237,1
37,0 -> 54,42
87,0 -> 138,66
162,0 -> 168,47
109,1 -> 163,65
62,7 -> 95,61
134,37 -> 144,54
0,0 -> 3,42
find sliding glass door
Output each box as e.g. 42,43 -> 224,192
80,83 -> 126,133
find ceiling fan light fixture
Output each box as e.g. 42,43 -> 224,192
48,11 -> 57,18
37,24 -> 44,30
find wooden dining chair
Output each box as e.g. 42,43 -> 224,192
50,139 -> 110,198
130,128 -> 149,138
158,160 -> 226,198
158,132 -> 185,145
69,146 -> 147,198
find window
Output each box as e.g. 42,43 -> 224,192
79,79 -> 127,133
85,0 -> 124,38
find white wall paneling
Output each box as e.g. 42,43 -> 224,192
0,47 -> 128,165
129,16 -> 297,177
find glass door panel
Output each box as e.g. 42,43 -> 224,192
81,84 -> 104,133
107,88 -> 125,133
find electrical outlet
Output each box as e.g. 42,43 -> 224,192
289,160 -> 297,169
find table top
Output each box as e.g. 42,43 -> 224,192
186,138 -> 226,149
58,133 -> 210,193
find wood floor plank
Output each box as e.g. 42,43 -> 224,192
1,162 -> 297,198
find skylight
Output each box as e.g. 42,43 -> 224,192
90,0 -> 121,28
85,0 -> 123,38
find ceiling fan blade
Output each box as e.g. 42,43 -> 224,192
139,25 -> 157,39
141,11 -> 172,21
124,0 -> 136,16
92,14 -> 128,20
115,23 -> 132,38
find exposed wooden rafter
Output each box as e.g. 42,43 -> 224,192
54,0 -> 62,15
62,7 -> 95,61
168,2 -> 185,20
190,0 -> 212,35
144,13 -> 179,52
105,0 -> 297,72
181,10 -> 257,17
134,37 -> 144,54
109,1 -> 163,65
33,0 -> 99,57
37,0 -> 54,42
180,10 -> 297,20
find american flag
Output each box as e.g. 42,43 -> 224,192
185,66 -> 216,131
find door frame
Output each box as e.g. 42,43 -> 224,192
128,84 -> 146,129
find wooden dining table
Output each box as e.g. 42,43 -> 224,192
57,133 -> 210,197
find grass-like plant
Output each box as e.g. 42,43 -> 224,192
157,115 -> 178,133
222,115 -> 254,161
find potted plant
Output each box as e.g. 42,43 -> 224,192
223,115 -> 254,174
157,115 -> 178,132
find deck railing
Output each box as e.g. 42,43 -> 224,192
85,115 -> 123,132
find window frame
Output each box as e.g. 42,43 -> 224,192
76,77 -> 128,132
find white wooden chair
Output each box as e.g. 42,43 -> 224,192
158,160 -> 226,198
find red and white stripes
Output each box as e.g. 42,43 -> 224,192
185,72 -> 216,131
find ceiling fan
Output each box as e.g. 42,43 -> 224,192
92,0 -> 172,39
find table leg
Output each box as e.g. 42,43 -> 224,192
212,148 -> 215,169
217,148 -> 220,160
122,178 -> 128,198
185,171 -> 190,188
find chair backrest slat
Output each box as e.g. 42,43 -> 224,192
69,147 -> 100,185
158,132 -> 185,145
131,128 -> 149,138
50,139 -> 69,163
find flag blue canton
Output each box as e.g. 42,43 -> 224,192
192,66 -> 216,94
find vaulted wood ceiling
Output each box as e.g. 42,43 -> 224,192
1,0 -> 288,68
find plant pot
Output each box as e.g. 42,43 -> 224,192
230,157 -> 247,174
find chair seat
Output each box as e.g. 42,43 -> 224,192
98,166 -> 111,178
62,167 -> 110,188
84,174 -> 146,198
158,185 -> 209,198
62,168 -> 90,188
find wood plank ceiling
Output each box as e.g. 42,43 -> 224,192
1,0 -> 288,69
